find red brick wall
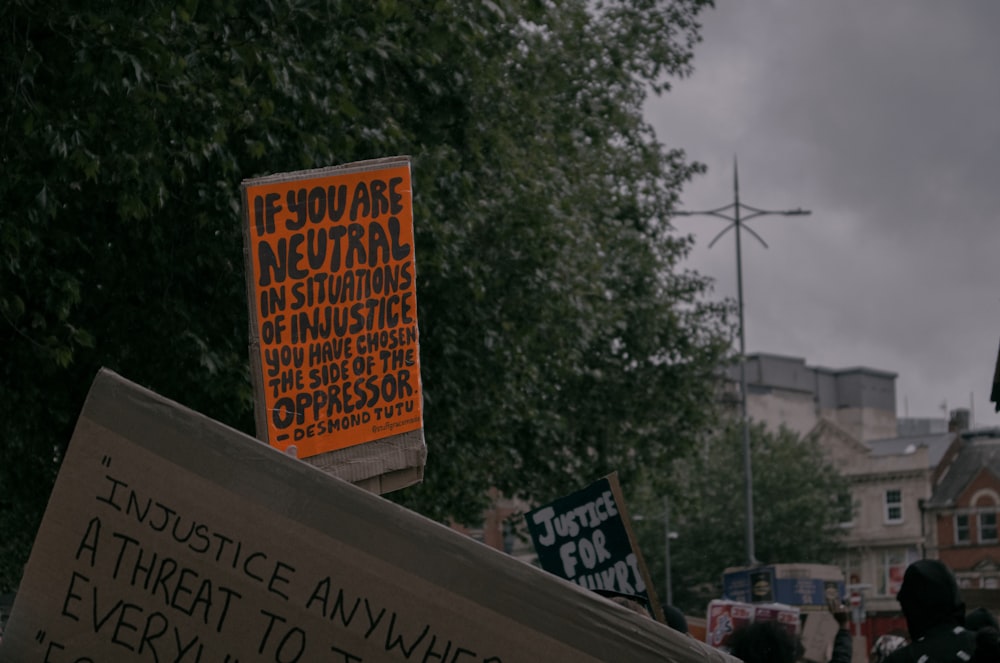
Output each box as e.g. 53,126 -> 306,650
936,468 -> 1000,577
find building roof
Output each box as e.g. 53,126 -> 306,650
925,433 -> 1000,508
897,417 -> 949,436
732,352 -> 898,412
866,433 -> 956,468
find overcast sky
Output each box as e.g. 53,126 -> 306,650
647,0 -> 1000,429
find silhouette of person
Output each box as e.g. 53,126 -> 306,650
728,620 -> 798,663
882,560 -> 976,663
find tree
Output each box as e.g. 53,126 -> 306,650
0,0 -> 723,592
631,420 -> 853,616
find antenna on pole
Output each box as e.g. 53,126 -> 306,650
672,157 -> 811,566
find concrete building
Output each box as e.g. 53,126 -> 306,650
731,353 -> 898,443
816,421 -> 955,616
731,353 -> 959,620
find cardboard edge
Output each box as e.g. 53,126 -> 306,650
240,156 -> 412,188
304,428 -> 427,494
353,466 -> 423,494
607,473 -> 665,623
239,182 -> 270,441
54,369 -> 741,662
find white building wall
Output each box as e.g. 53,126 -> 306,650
746,390 -> 818,438
737,353 -> 899,443
823,406 -> 899,443
814,429 -> 930,614
843,456 -> 928,541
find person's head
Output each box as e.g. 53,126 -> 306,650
661,604 -> 688,634
896,559 -> 965,640
870,633 -> 908,663
971,626 -> 1000,663
966,607 -> 1000,632
593,589 -> 652,619
728,620 -> 798,663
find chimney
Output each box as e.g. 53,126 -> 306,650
949,408 -> 971,432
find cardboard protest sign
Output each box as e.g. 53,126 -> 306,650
705,600 -> 753,650
799,610 -> 839,663
241,157 -> 425,491
0,370 -> 738,662
752,603 -> 800,640
524,473 -> 664,623
705,600 -> 799,652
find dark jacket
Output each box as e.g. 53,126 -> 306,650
829,627 -> 852,663
883,560 -> 977,663
881,624 -> 976,663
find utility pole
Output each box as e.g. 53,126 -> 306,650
672,158 -> 810,566
632,502 -> 678,606
663,495 -> 676,605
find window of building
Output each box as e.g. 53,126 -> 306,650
884,489 -> 903,524
979,511 -> 998,543
956,513 -> 971,544
837,551 -> 862,592
877,547 -> 919,596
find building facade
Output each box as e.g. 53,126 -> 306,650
817,421 -> 958,615
733,353 -> 960,618
923,431 -> 1000,591
732,353 -> 898,443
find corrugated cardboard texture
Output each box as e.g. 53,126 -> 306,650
303,428 -> 426,494
800,611 -> 840,663
0,370 -> 736,663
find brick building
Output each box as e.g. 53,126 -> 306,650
923,430 -> 1000,590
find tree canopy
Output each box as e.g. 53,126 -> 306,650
0,0 -> 726,591
632,421 -> 853,615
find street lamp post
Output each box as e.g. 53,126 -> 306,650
662,495 -> 679,606
672,158 -> 810,567
633,501 -> 679,607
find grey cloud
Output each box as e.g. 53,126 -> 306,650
650,0 -> 1000,425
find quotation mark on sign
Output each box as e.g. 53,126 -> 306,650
101,455 -> 112,467
35,630 -> 46,644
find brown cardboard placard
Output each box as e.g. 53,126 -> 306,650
241,156 -> 425,493
800,610 -> 840,663
0,370 -> 738,662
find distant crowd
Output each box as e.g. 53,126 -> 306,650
725,559 -> 1000,663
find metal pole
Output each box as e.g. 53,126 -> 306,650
663,495 -> 673,605
672,157 -> 810,567
732,165 -> 756,565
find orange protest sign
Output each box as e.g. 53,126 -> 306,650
241,157 -> 422,459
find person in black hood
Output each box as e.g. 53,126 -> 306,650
966,607 -> 1000,632
883,559 -> 977,663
